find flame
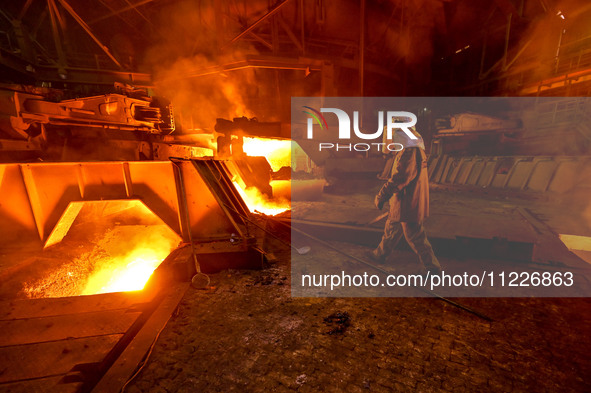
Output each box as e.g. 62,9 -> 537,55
233,181 -> 290,216
81,210 -> 181,295
221,82 -> 255,120
232,137 -> 294,215
81,246 -> 172,295
242,137 -> 291,172
23,202 -> 181,298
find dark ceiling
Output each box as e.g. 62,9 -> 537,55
1,0 -> 591,100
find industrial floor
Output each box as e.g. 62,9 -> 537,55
2,186 -> 590,392
125,241 -> 590,392
291,187 -> 591,267
124,187 -> 591,392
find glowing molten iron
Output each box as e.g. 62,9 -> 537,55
242,137 -> 291,172
233,181 -> 290,216
81,222 -> 179,295
82,246 -> 172,295
23,201 -> 181,298
232,137 -> 291,215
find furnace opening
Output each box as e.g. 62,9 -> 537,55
226,137 -> 296,216
232,180 -> 290,216
242,137 -> 291,172
21,200 -> 181,299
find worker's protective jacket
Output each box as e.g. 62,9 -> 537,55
376,131 -> 429,222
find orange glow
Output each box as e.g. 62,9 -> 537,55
270,180 -> 291,201
242,137 -> 291,171
221,82 -> 255,120
81,220 -> 180,295
24,201 -> 180,298
82,240 -> 175,295
233,181 -> 290,216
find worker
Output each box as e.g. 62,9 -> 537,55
369,122 -> 442,275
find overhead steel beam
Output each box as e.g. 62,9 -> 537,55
278,15 -> 303,52
359,0 -> 365,96
0,47 -> 37,79
155,55 -> 323,83
55,0 -> 122,68
494,0 -> 519,16
36,64 -> 153,86
502,37 -> 532,71
31,8 -> 48,39
47,0 -> 67,69
18,0 -> 34,20
52,0 -> 68,32
224,0 -> 292,48
502,13 -> 512,70
0,43 -> 151,85
89,0 -> 156,24
0,9 -> 12,23
300,0 -> 305,55
11,19 -> 36,63
155,53 -> 396,84
249,32 -> 273,50
122,0 -> 155,27
96,0 -> 143,33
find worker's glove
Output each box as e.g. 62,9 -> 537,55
374,195 -> 385,210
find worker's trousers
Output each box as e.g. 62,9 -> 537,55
373,219 -> 441,272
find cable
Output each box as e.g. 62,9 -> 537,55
120,313 -> 170,393
269,215 -> 493,322
215,178 -> 492,321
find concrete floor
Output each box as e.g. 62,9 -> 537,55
2,185 -> 589,392
126,239 -> 591,392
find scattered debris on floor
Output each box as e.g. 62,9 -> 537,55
125,241 -> 591,393
323,311 -> 351,335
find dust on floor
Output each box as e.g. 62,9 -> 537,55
126,242 -> 590,393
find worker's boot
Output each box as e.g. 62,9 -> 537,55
367,249 -> 386,264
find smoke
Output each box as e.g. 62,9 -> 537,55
486,0 -> 591,85
139,0 -> 453,119
373,0 -> 446,88
152,53 -> 258,132
142,0 -> 263,131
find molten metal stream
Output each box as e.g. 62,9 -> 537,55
235,137 -> 293,215
232,181 -> 290,216
242,137 -> 291,171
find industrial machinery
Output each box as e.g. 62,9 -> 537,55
0,85 -> 216,162
0,84 -> 293,298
